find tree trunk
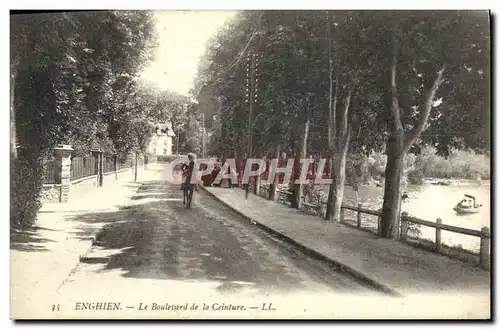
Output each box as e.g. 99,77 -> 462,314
379,37 -> 445,239
380,133 -> 405,238
291,118 -> 310,209
290,151 -> 301,209
325,86 -> 351,222
254,149 -> 261,195
325,141 -> 349,222
327,152 -> 332,180
10,65 -> 17,159
269,143 -> 280,200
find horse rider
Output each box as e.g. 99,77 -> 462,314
181,153 -> 197,204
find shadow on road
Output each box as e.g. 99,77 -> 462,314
67,181 -> 334,294
10,228 -> 54,252
9,176 -> 162,254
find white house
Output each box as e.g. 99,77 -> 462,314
148,122 -> 176,156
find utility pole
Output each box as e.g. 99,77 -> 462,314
176,130 -> 179,155
202,112 -> 206,158
134,151 -> 138,182
245,51 -> 258,199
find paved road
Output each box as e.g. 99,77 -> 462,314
56,171 -> 380,300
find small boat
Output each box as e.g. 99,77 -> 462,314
454,206 -> 481,214
453,194 -> 482,215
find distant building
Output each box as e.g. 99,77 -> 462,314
148,122 -> 176,156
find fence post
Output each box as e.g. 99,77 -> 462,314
377,208 -> 382,237
114,155 -> 117,180
130,155 -> 134,177
400,212 -> 409,242
317,196 -> 323,218
255,173 -> 261,196
357,203 -> 362,228
480,227 -> 490,270
53,145 -> 73,203
91,148 -> 103,187
435,218 -> 442,252
340,207 -> 345,223
99,153 -> 103,186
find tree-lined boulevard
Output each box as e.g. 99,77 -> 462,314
10,10 -> 490,319
194,10 -> 489,238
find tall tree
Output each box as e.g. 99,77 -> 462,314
193,10 -> 489,231
323,11 -> 387,221
10,11 -> 157,228
373,11 -> 490,238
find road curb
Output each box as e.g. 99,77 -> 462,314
199,185 -> 402,297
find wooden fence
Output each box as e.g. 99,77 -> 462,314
341,204 -> 491,270
399,214 -> 490,268
102,156 -> 136,174
258,184 -> 490,270
103,156 -> 116,174
43,154 -> 135,184
117,157 -> 133,171
42,159 -> 60,184
70,156 -> 96,181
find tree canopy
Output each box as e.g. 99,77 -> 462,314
12,11 -> 158,161
194,10 -> 490,235
195,10 -> 489,157
10,11 -> 163,228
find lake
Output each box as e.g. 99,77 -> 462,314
337,181 -> 491,253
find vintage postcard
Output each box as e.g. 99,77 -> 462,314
10,9 -> 491,320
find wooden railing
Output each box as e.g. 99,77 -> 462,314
117,157 -> 133,171
399,214 -> 490,269
340,204 -> 490,269
257,185 -> 491,270
103,156 -> 116,174
70,156 -> 96,181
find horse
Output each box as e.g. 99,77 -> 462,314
182,181 -> 195,209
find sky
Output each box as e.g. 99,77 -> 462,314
139,10 -> 237,96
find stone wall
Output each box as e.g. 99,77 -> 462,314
40,144 -> 145,204
40,184 -> 62,203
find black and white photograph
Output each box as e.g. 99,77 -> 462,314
9,8 -> 491,319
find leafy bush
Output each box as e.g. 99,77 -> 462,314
354,147 -> 490,186
407,169 -> 425,185
10,157 -> 43,229
413,146 -> 490,181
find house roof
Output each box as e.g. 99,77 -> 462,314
154,122 -> 175,137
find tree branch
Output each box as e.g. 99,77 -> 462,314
403,64 -> 446,154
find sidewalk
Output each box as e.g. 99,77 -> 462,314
10,163 -> 167,318
200,186 -> 490,296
